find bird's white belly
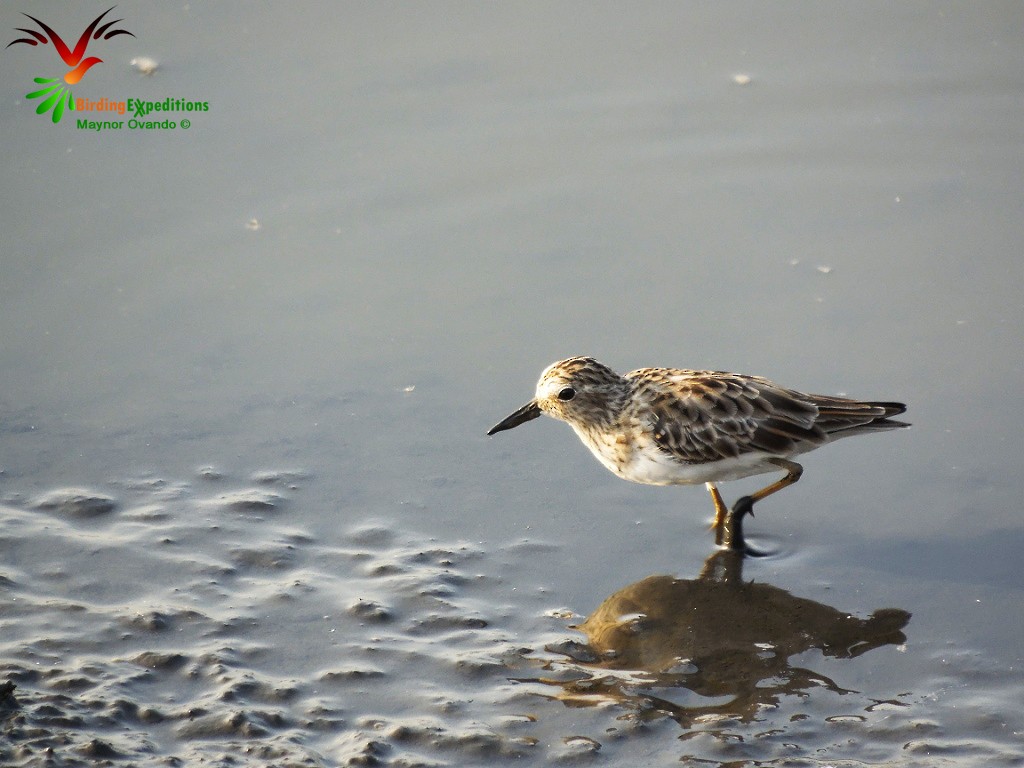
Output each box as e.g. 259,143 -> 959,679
574,426 -> 778,486
621,449 -> 778,485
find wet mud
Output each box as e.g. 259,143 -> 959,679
1,473 -> 1021,766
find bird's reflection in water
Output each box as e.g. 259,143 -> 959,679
540,551 -> 910,728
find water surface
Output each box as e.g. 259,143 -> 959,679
2,2 -> 1023,765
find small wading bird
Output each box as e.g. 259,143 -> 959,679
488,357 -> 908,551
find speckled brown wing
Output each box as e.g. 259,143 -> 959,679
626,369 -> 831,465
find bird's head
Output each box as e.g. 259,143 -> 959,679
487,357 -> 626,435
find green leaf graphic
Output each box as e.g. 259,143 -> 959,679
26,82 -> 59,100
23,77 -> 74,123
36,86 -> 64,116
52,91 -> 69,123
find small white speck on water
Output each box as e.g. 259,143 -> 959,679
402,385 -> 415,393
788,258 -> 800,267
245,218 -> 261,231
895,196 -> 902,203
130,56 -> 159,75
547,608 -> 564,618
816,265 -> 833,274
732,73 -> 752,85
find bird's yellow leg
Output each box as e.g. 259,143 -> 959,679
744,458 -> 804,506
720,460 -> 804,552
730,458 -> 805,520
706,482 -> 729,531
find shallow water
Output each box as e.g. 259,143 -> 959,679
3,1 -> 1023,765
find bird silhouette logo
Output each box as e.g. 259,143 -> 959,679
7,6 -> 134,123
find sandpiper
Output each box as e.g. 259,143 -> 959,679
487,357 -> 908,549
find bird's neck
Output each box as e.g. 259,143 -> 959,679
570,382 -> 632,432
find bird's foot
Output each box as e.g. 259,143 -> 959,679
716,496 -> 766,556
731,496 -> 755,518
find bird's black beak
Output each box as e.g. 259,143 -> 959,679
487,400 -> 541,435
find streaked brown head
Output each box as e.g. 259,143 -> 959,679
487,357 -> 628,436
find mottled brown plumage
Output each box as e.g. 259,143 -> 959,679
488,357 -> 908,549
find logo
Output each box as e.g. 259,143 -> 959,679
7,6 -> 210,131
7,5 -> 133,123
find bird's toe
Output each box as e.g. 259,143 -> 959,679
731,496 -> 755,518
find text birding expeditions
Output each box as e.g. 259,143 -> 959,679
76,96 -> 209,118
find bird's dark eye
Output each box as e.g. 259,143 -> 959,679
557,387 -> 576,401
